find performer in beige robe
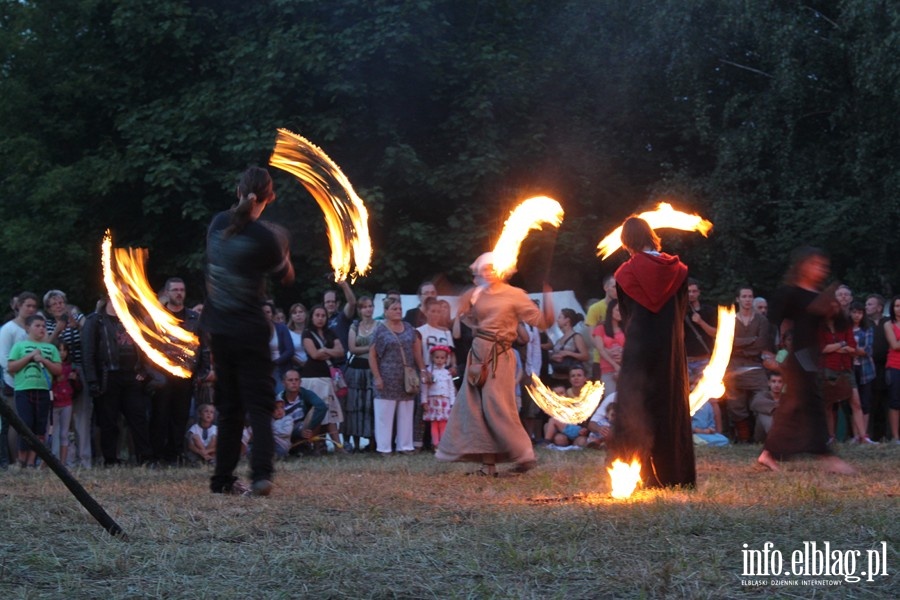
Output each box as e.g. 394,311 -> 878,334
436,253 -> 554,476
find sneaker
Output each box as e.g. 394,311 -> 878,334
860,437 -> 879,445
249,480 -> 273,497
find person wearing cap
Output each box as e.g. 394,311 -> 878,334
435,252 -> 555,477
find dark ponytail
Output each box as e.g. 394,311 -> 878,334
224,167 -> 273,238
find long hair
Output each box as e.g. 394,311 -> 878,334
603,299 -> 620,338
224,167 -> 273,238
288,302 -> 308,332
309,303 -> 329,335
889,296 -> 900,323
621,217 -> 660,254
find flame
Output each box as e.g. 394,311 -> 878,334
101,231 -> 198,379
525,373 -> 604,424
492,196 -> 564,280
688,305 -> 736,415
269,129 -> 371,281
597,202 -> 713,260
607,458 -> 642,499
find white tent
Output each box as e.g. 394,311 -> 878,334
372,290 -> 587,342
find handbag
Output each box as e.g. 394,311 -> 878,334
310,330 -> 348,398
388,326 -> 421,395
550,333 -> 582,378
329,365 -> 348,398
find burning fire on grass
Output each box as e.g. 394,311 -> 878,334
607,457 -> 642,499
491,196 -> 564,280
101,231 -> 198,379
596,202 -> 713,260
269,128 -> 371,282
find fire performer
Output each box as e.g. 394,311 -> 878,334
609,217 -> 696,488
435,253 -> 554,477
757,247 -> 854,474
202,167 -> 294,497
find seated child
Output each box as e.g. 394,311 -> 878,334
185,403 -> 217,465
272,399 -> 293,459
587,400 -> 616,449
692,400 -> 730,447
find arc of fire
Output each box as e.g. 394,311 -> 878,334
101,231 -> 198,379
491,196 -> 564,280
526,374 -> 604,424
269,128 -> 371,282
597,202 -> 713,260
689,305 -> 736,415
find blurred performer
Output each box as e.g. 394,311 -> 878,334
758,248 -> 854,474
609,217 -> 696,488
202,167 -> 294,496
436,253 -> 554,476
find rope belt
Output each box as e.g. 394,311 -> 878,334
473,330 -> 512,380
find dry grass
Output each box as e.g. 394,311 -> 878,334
0,444 -> 897,599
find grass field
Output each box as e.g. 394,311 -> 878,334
0,444 -> 897,599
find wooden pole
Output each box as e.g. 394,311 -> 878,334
0,398 -> 128,540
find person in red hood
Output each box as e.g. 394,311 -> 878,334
608,217 -> 696,488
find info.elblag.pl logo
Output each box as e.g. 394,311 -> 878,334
741,541 -> 890,585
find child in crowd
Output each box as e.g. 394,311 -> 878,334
186,403 -> 217,465
421,346 -> 455,448
272,399 -> 293,459
692,400 -> 730,447
50,341 -> 81,464
587,400 -> 616,449
7,315 -> 61,467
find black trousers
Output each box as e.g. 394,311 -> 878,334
150,377 -> 194,463
95,370 -> 152,465
209,330 -> 275,491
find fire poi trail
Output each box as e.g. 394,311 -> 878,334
596,202 -> 713,260
491,196 -> 564,280
526,374 -> 604,424
269,128 -> 371,282
689,305 -> 736,416
101,231 -> 198,379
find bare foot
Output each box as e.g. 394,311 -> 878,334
819,455 -> 855,475
757,450 -> 780,472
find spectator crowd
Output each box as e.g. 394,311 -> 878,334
1,272 -> 897,471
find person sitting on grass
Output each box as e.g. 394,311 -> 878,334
7,315 -> 62,468
272,399 -> 293,459
277,368 -> 327,456
691,400 -> 730,447
587,400 -> 616,449
542,367 -> 591,448
186,403 -> 217,465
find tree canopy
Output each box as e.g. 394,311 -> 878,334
1,0 -> 898,310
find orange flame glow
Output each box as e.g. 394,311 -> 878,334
269,129 -> 371,282
689,305 -> 736,415
597,202 -> 713,260
492,196 -> 564,280
607,458 -> 642,499
526,373 -> 603,424
102,231 -> 198,379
